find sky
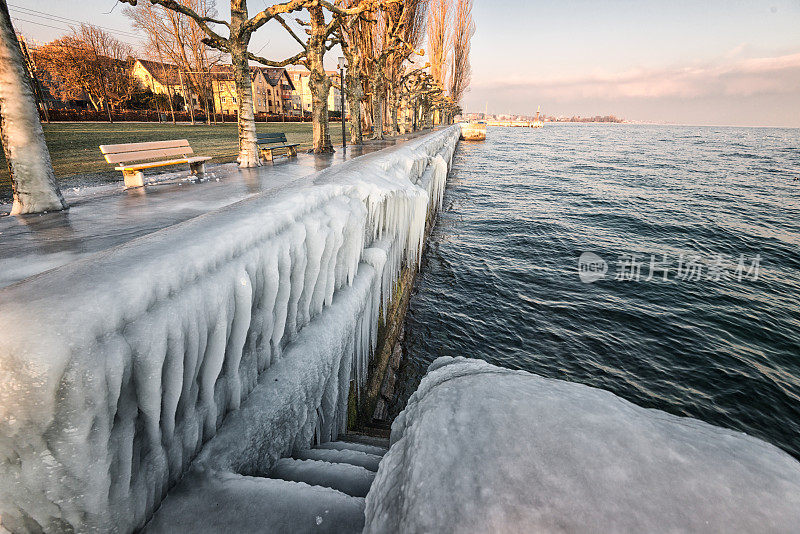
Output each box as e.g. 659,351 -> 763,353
9,0 -> 800,127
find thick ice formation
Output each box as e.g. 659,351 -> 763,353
0,126 -> 460,533
365,357 -> 800,534
142,471 -> 367,534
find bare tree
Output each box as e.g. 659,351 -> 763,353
271,1 -> 383,153
448,0 -> 473,105
36,25 -> 136,121
0,0 -> 66,215
385,0 -> 427,134
125,0 -> 221,125
271,5 -> 337,153
120,0 -> 314,167
358,0 -> 427,140
426,0 -> 449,88
336,8 -> 367,144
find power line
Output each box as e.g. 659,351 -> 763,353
8,3 -> 144,41
12,18 -> 146,56
9,3 -> 143,39
10,17 -> 69,33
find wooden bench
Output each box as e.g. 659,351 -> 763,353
257,133 -> 300,162
100,139 -> 212,188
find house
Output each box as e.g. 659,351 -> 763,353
287,68 -> 345,115
210,66 -> 296,115
253,67 -> 295,114
130,59 -> 200,111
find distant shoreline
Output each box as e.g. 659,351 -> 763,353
481,121 -> 800,129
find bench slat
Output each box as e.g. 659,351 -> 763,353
257,133 -> 289,144
100,139 -> 191,154
260,143 -> 300,149
114,156 -> 211,172
103,146 -> 194,164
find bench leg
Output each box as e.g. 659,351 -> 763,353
189,162 -> 206,176
123,170 -> 145,188
288,146 -> 297,157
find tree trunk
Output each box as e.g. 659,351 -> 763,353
0,0 -> 66,215
362,98 -> 372,134
179,70 -> 195,125
388,89 -> 399,134
370,74 -> 384,140
87,93 -> 100,112
229,2 -> 259,167
166,84 -> 176,124
346,71 -> 363,145
230,46 -> 259,166
307,6 -> 333,153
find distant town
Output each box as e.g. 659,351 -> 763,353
466,112 -> 625,123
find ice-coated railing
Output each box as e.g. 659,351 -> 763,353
0,126 -> 460,533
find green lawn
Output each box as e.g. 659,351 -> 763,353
0,121 -> 346,200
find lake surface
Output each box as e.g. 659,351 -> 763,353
394,123 -> 800,459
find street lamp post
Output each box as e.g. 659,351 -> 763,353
338,57 -> 347,151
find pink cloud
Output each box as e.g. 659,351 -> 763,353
474,52 -> 800,101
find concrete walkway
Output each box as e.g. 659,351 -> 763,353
0,136 -> 425,289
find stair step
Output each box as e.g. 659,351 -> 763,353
342,433 -> 391,449
143,471 -> 365,534
270,458 -> 376,497
317,440 -> 389,457
294,448 -> 383,472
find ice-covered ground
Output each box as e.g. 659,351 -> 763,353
365,357 -> 800,533
0,142 -> 398,290
0,126 -> 460,533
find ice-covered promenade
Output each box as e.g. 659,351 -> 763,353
0,138 -> 411,290
0,126 -> 459,533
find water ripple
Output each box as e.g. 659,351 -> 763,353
395,123 -> 800,460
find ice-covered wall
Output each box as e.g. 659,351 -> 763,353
0,126 -> 460,533
365,357 -> 800,533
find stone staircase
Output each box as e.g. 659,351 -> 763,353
143,435 -> 389,534
258,437 -> 390,533
269,439 -> 388,498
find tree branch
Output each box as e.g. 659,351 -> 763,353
274,14 -> 307,48
248,49 -> 307,68
118,0 -> 229,45
245,0 -> 311,34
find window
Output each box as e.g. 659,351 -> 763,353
221,97 -> 226,103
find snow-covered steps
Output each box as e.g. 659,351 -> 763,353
340,433 -> 391,451
295,447 -> 384,472
143,439 -> 389,533
264,440 -> 388,501
316,439 -> 389,457
271,458 -> 376,497
143,471 -> 365,534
